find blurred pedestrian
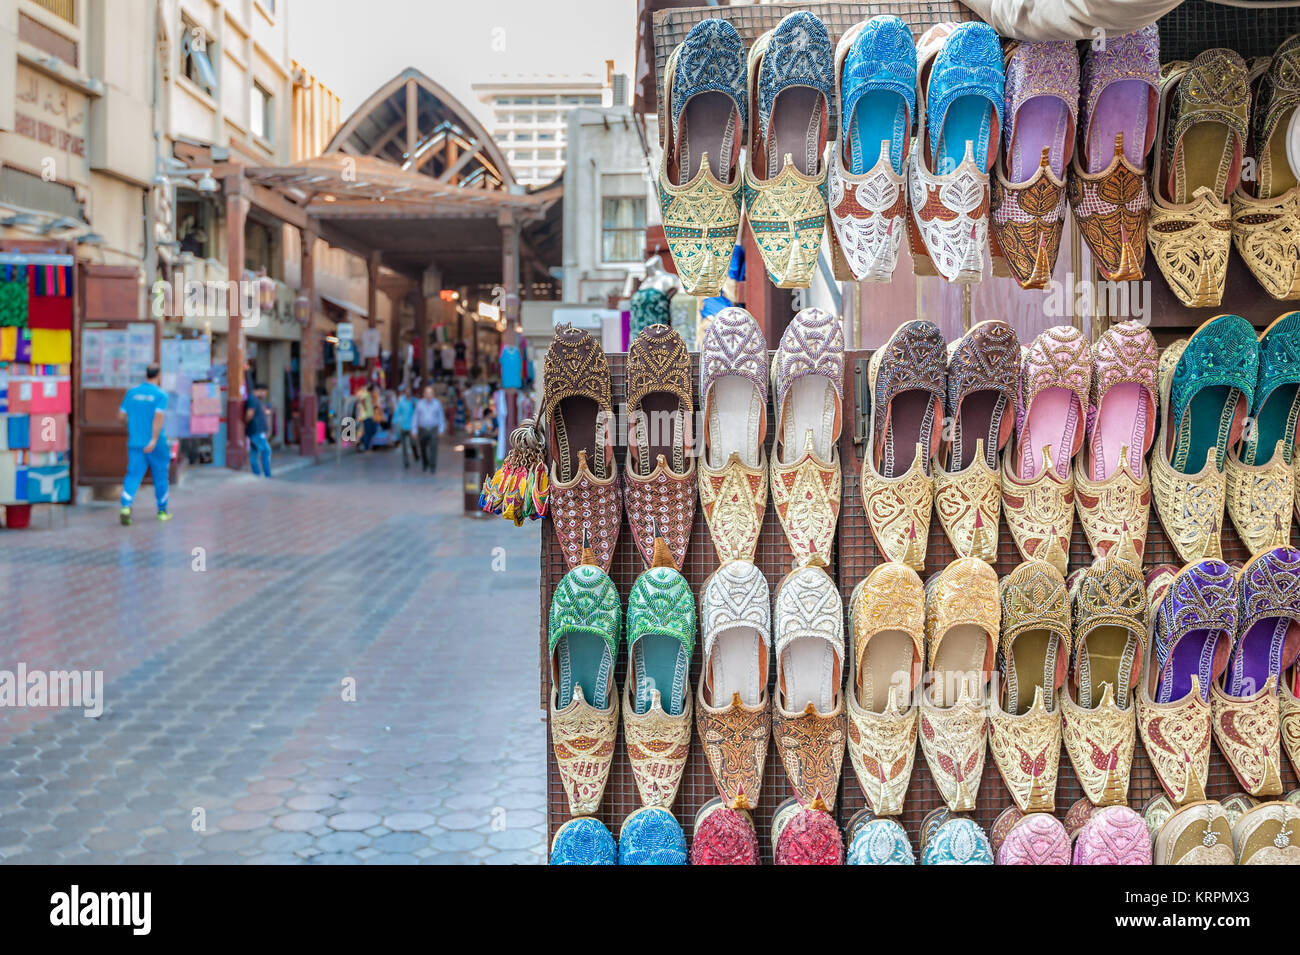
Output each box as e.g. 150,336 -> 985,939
117,363 -> 170,525
394,388 -> 419,469
413,384 -> 446,474
245,385 -> 272,477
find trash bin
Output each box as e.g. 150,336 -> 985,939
463,438 -> 497,515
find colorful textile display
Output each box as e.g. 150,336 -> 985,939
0,326 -> 16,361
480,419 -> 548,525
30,329 -> 71,365
26,464 -> 69,503
28,414 -> 68,453
27,294 -> 72,330
0,265 -> 28,327
0,452 -> 18,504
28,377 -> 71,414
6,414 -> 29,450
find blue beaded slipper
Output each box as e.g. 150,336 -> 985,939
618,807 -> 688,865
550,817 -> 617,865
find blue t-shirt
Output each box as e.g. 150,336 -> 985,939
500,345 -> 523,389
246,394 -> 268,436
394,396 -> 415,432
120,383 -> 168,449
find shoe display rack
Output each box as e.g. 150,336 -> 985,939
539,349 -> 1297,863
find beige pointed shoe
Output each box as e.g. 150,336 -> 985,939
846,563 -> 924,816
919,557 -> 999,812
1152,800 -> 1236,864
1233,800 -> 1300,864
989,559 -> 1069,813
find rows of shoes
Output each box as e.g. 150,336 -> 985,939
542,303 -> 1300,865
657,12 -> 1300,306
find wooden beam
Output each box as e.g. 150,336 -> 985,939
366,115 -> 407,157
405,79 -> 418,161
225,172 -> 250,470
247,182 -> 309,230
299,222 -> 319,457
436,141 -> 483,182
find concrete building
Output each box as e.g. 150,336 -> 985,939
473,67 -> 622,187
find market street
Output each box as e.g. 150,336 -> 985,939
0,449 -> 546,864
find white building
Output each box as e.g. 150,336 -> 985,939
473,67 -> 626,187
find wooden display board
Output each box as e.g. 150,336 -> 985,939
540,350 -> 1292,862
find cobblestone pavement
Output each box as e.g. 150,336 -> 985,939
0,443 -> 545,864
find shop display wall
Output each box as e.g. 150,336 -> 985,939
541,349 -> 1299,863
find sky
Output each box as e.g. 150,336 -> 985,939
288,0 -> 639,127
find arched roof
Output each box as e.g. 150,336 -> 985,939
324,68 -> 514,190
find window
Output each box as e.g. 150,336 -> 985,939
536,111 -> 556,123
181,20 -> 218,97
601,173 -> 646,263
250,82 -> 273,141
582,95 -> 602,104
512,150 -> 534,161
562,95 -> 581,105
513,131 -> 533,142
514,112 -> 534,123
33,0 -> 75,24
537,149 -> 557,160
512,96 -> 534,105
537,132 -> 555,142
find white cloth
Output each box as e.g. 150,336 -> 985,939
959,0 -> 1183,40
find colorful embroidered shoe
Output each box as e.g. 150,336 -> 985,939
1074,321 -> 1159,562
1139,560 -> 1236,805
1152,315 -> 1257,563
770,307 -> 844,568
1002,325 -> 1091,573
934,320 -> 1020,561
1072,805 -> 1153,865
689,799 -> 759,865
846,563 -> 924,816
772,565 -> 846,809
1066,25 -> 1160,281
920,815 -> 994,865
990,41 -> 1078,289
624,324 -> 695,570
743,11 -> 834,288
995,810 -> 1070,865
1151,800 -> 1235,865
772,797 -> 844,865
549,817 -> 617,865
657,18 -> 747,296
861,320 -> 945,570
845,810 -> 915,865
1211,542 -> 1300,797
548,548 -> 621,817
1063,536 -> 1147,807
906,21 -> 1004,283
990,559 -> 1068,813
1233,800 -> 1300,864
1149,51 -> 1250,307
629,286 -> 670,339
1231,36 -> 1300,301
1227,312 -> 1300,552
828,16 -> 915,283
698,307 -> 768,564
623,535 -> 696,810
618,806 -> 688,865
543,324 -> 619,572
920,556 -> 999,812
696,560 -> 771,811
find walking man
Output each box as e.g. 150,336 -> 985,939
394,388 -> 419,469
245,385 -> 273,477
413,384 -> 447,474
118,363 -> 170,525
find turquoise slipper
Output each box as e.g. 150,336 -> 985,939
618,807 -> 687,865
550,817 -> 617,865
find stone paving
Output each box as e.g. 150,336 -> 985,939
0,442 -> 546,864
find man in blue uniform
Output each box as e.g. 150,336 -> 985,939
118,363 -> 170,525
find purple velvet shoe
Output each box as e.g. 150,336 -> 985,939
1211,544 -> 1300,796
1137,559 -> 1235,804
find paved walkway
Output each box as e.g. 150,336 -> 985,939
0,442 -> 545,864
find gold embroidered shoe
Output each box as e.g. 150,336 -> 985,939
1073,321 -> 1158,562
1151,800 -> 1236,865
1231,36 -> 1300,301
1226,311 -> 1300,552
1233,800 -> 1300,864
989,560 -> 1069,813
1211,542 -> 1300,797
623,535 -> 697,810
543,324 -> 620,572
1138,560 -> 1236,806
846,563 -> 924,816
772,566 -> 847,809
657,18 -> 747,296
548,548 -> 621,816
920,557 -> 999,812
1152,316 -> 1257,563
1148,52 -> 1250,308
1062,536 -> 1148,807
933,320 -> 1020,561
624,324 -> 696,570
696,560 -> 771,811
743,12 -> 834,288
698,307 -> 768,564
861,320 -> 946,570
770,307 -> 844,568
1002,325 -> 1091,574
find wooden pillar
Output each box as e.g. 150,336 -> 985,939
500,209 -> 521,435
405,78 -> 418,161
225,172 -> 249,470
366,250 -> 381,385
299,222 -> 319,457
419,264 -> 439,380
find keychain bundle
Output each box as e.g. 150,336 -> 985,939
480,418 -> 549,525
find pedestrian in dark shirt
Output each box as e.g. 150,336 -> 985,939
245,386 -> 272,477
